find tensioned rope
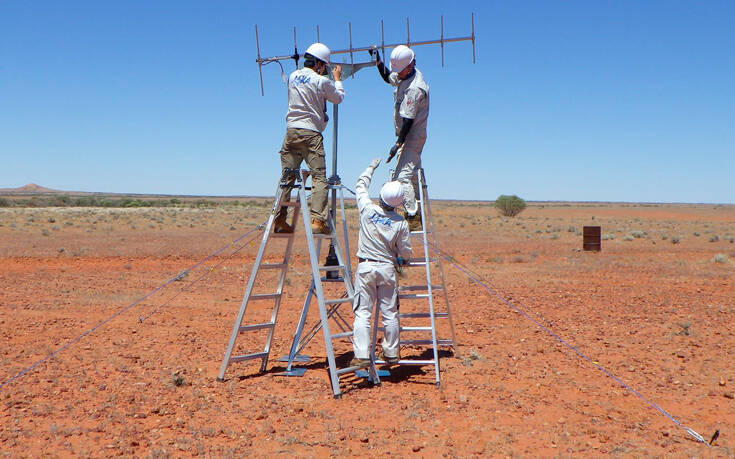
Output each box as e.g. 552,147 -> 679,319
138,226 -> 265,322
419,237 -> 708,445
0,221 -> 267,390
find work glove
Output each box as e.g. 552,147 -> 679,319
368,158 -> 381,170
368,47 -> 381,62
387,143 -> 400,163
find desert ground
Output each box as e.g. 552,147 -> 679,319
1,198 -> 733,457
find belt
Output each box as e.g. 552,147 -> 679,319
358,257 -> 390,264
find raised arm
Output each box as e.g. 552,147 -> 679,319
355,158 -> 381,212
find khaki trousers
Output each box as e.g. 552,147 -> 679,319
277,128 -> 328,223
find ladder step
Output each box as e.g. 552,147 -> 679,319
399,285 -> 443,292
319,265 -> 346,271
410,230 -> 432,235
260,263 -> 287,270
238,322 -> 275,333
398,293 -> 430,300
398,312 -> 449,319
330,331 -> 354,339
324,296 -> 354,305
229,352 -> 268,363
249,293 -> 281,301
375,359 -> 436,366
337,365 -> 367,376
400,326 -> 433,332
313,233 -> 337,239
271,233 -> 294,239
400,339 -> 453,346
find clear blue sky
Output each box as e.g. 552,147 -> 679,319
1,1 -> 733,203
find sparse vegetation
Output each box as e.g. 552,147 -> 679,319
493,195 -> 527,217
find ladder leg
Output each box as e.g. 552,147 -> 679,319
299,179 -> 343,397
422,177 -> 457,349
285,283 -> 314,372
417,170 -> 441,385
218,181 -> 285,381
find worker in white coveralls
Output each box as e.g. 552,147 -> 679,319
274,43 -> 344,235
350,158 -> 412,367
370,44 -> 429,232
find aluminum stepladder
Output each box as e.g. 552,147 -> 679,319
217,169 -> 381,397
375,167 -> 457,387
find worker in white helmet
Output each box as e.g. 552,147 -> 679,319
275,43 -> 344,234
370,44 -> 429,231
350,157 -> 412,367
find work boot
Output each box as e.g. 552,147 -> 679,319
349,357 -> 370,367
273,218 -> 294,234
405,212 -> 423,232
377,350 -> 400,364
311,218 -> 329,235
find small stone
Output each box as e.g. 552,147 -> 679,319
458,394 -> 468,403
724,393 -> 734,400
412,445 -> 423,452
719,378 -> 726,387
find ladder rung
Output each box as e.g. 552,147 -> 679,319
399,285 -> 443,292
278,201 -> 300,207
313,233 -> 337,239
337,364 -> 369,375
324,296 -> 354,305
400,326 -> 433,331
319,265 -> 346,271
229,352 -> 268,363
410,230 -> 432,235
400,339 -> 453,346
375,359 -> 436,366
398,293 -> 430,300
330,331 -> 353,339
249,293 -> 281,301
260,263 -> 287,270
398,312 -> 449,319
271,233 -> 294,239
239,322 -> 275,333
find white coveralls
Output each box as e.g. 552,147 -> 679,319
352,165 -> 412,360
389,69 -> 429,216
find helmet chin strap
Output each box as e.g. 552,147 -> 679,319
379,198 -> 395,211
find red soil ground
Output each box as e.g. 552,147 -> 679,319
1,202 -> 733,457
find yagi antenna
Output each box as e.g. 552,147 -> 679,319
254,13 -> 477,95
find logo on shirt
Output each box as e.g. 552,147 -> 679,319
291,75 -> 311,87
368,212 -> 392,228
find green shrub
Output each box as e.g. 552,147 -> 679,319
494,195 -> 527,217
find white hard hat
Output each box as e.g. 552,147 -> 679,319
390,45 -> 415,73
380,181 -> 404,208
305,42 -> 331,64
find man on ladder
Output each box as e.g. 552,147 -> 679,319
275,43 -> 344,235
350,158 -> 412,367
371,45 -> 429,232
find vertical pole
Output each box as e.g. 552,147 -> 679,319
471,12 -> 476,64
440,16 -> 445,67
331,104 -> 338,218
381,20 -> 385,61
255,24 -> 265,96
316,25 -> 320,42
406,17 -> 411,46
349,22 -> 354,78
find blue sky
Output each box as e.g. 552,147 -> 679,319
1,1 -> 733,203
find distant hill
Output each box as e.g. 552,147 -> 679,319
0,183 -> 63,194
